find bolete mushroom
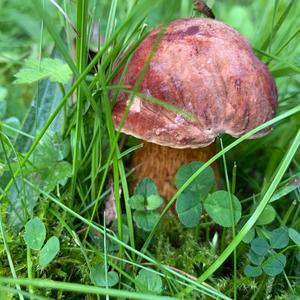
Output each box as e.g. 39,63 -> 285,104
112,18 -> 277,200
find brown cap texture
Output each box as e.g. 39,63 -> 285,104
112,18 -> 277,149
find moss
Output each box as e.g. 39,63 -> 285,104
152,215 -> 218,276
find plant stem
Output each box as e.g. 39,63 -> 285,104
220,138 -> 237,300
27,247 -> 34,296
71,0 -> 89,196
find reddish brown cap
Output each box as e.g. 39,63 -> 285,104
112,18 -> 277,149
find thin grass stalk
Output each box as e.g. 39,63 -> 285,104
91,119 -> 101,203
260,0 -> 294,51
0,131 -> 27,225
118,157 -> 136,255
71,0 -> 89,195
97,66 -> 125,267
220,138 -> 237,300
0,285 -> 49,300
0,277 -> 176,300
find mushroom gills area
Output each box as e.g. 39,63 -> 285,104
131,141 -> 218,200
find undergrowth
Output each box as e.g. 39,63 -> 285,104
0,0 -> 300,299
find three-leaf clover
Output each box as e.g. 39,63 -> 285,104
129,178 -> 164,232
244,228 -> 290,277
175,162 -> 214,228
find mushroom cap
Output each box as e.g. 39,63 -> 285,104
112,18 -> 277,149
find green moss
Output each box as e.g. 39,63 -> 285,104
152,214 -> 218,276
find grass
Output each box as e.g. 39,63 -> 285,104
0,0 -> 300,299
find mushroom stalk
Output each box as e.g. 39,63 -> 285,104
131,141 -> 218,200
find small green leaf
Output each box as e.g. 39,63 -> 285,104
262,254 -> 286,276
134,178 -> 159,198
176,190 -> 201,228
14,58 -> 72,84
248,250 -> 265,265
133,211 -> 160,232
175,162 -> 214,197
251,238 -> 270,256
296,252 -> 300,263
256,205 -> 276,226
135,269 -> 162,294
244,265 -> 262,277
24,217 -> 46,250
204,191 -> 241,227
288,228 -> 300,245
128,195 -> 145,211
90,263 -> 119,287
146,195 -> 164,210
38,236 -> 60,268
269,227 -> 289,249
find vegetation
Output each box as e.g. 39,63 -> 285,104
0,0 -> 300,299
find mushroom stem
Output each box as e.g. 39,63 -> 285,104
131,141 -> 219,200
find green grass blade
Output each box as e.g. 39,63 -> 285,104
260,0 -> 294,51
0,285 -> 50,300
0,277 -> 177,300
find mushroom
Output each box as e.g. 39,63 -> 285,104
112,18 -> 277,200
